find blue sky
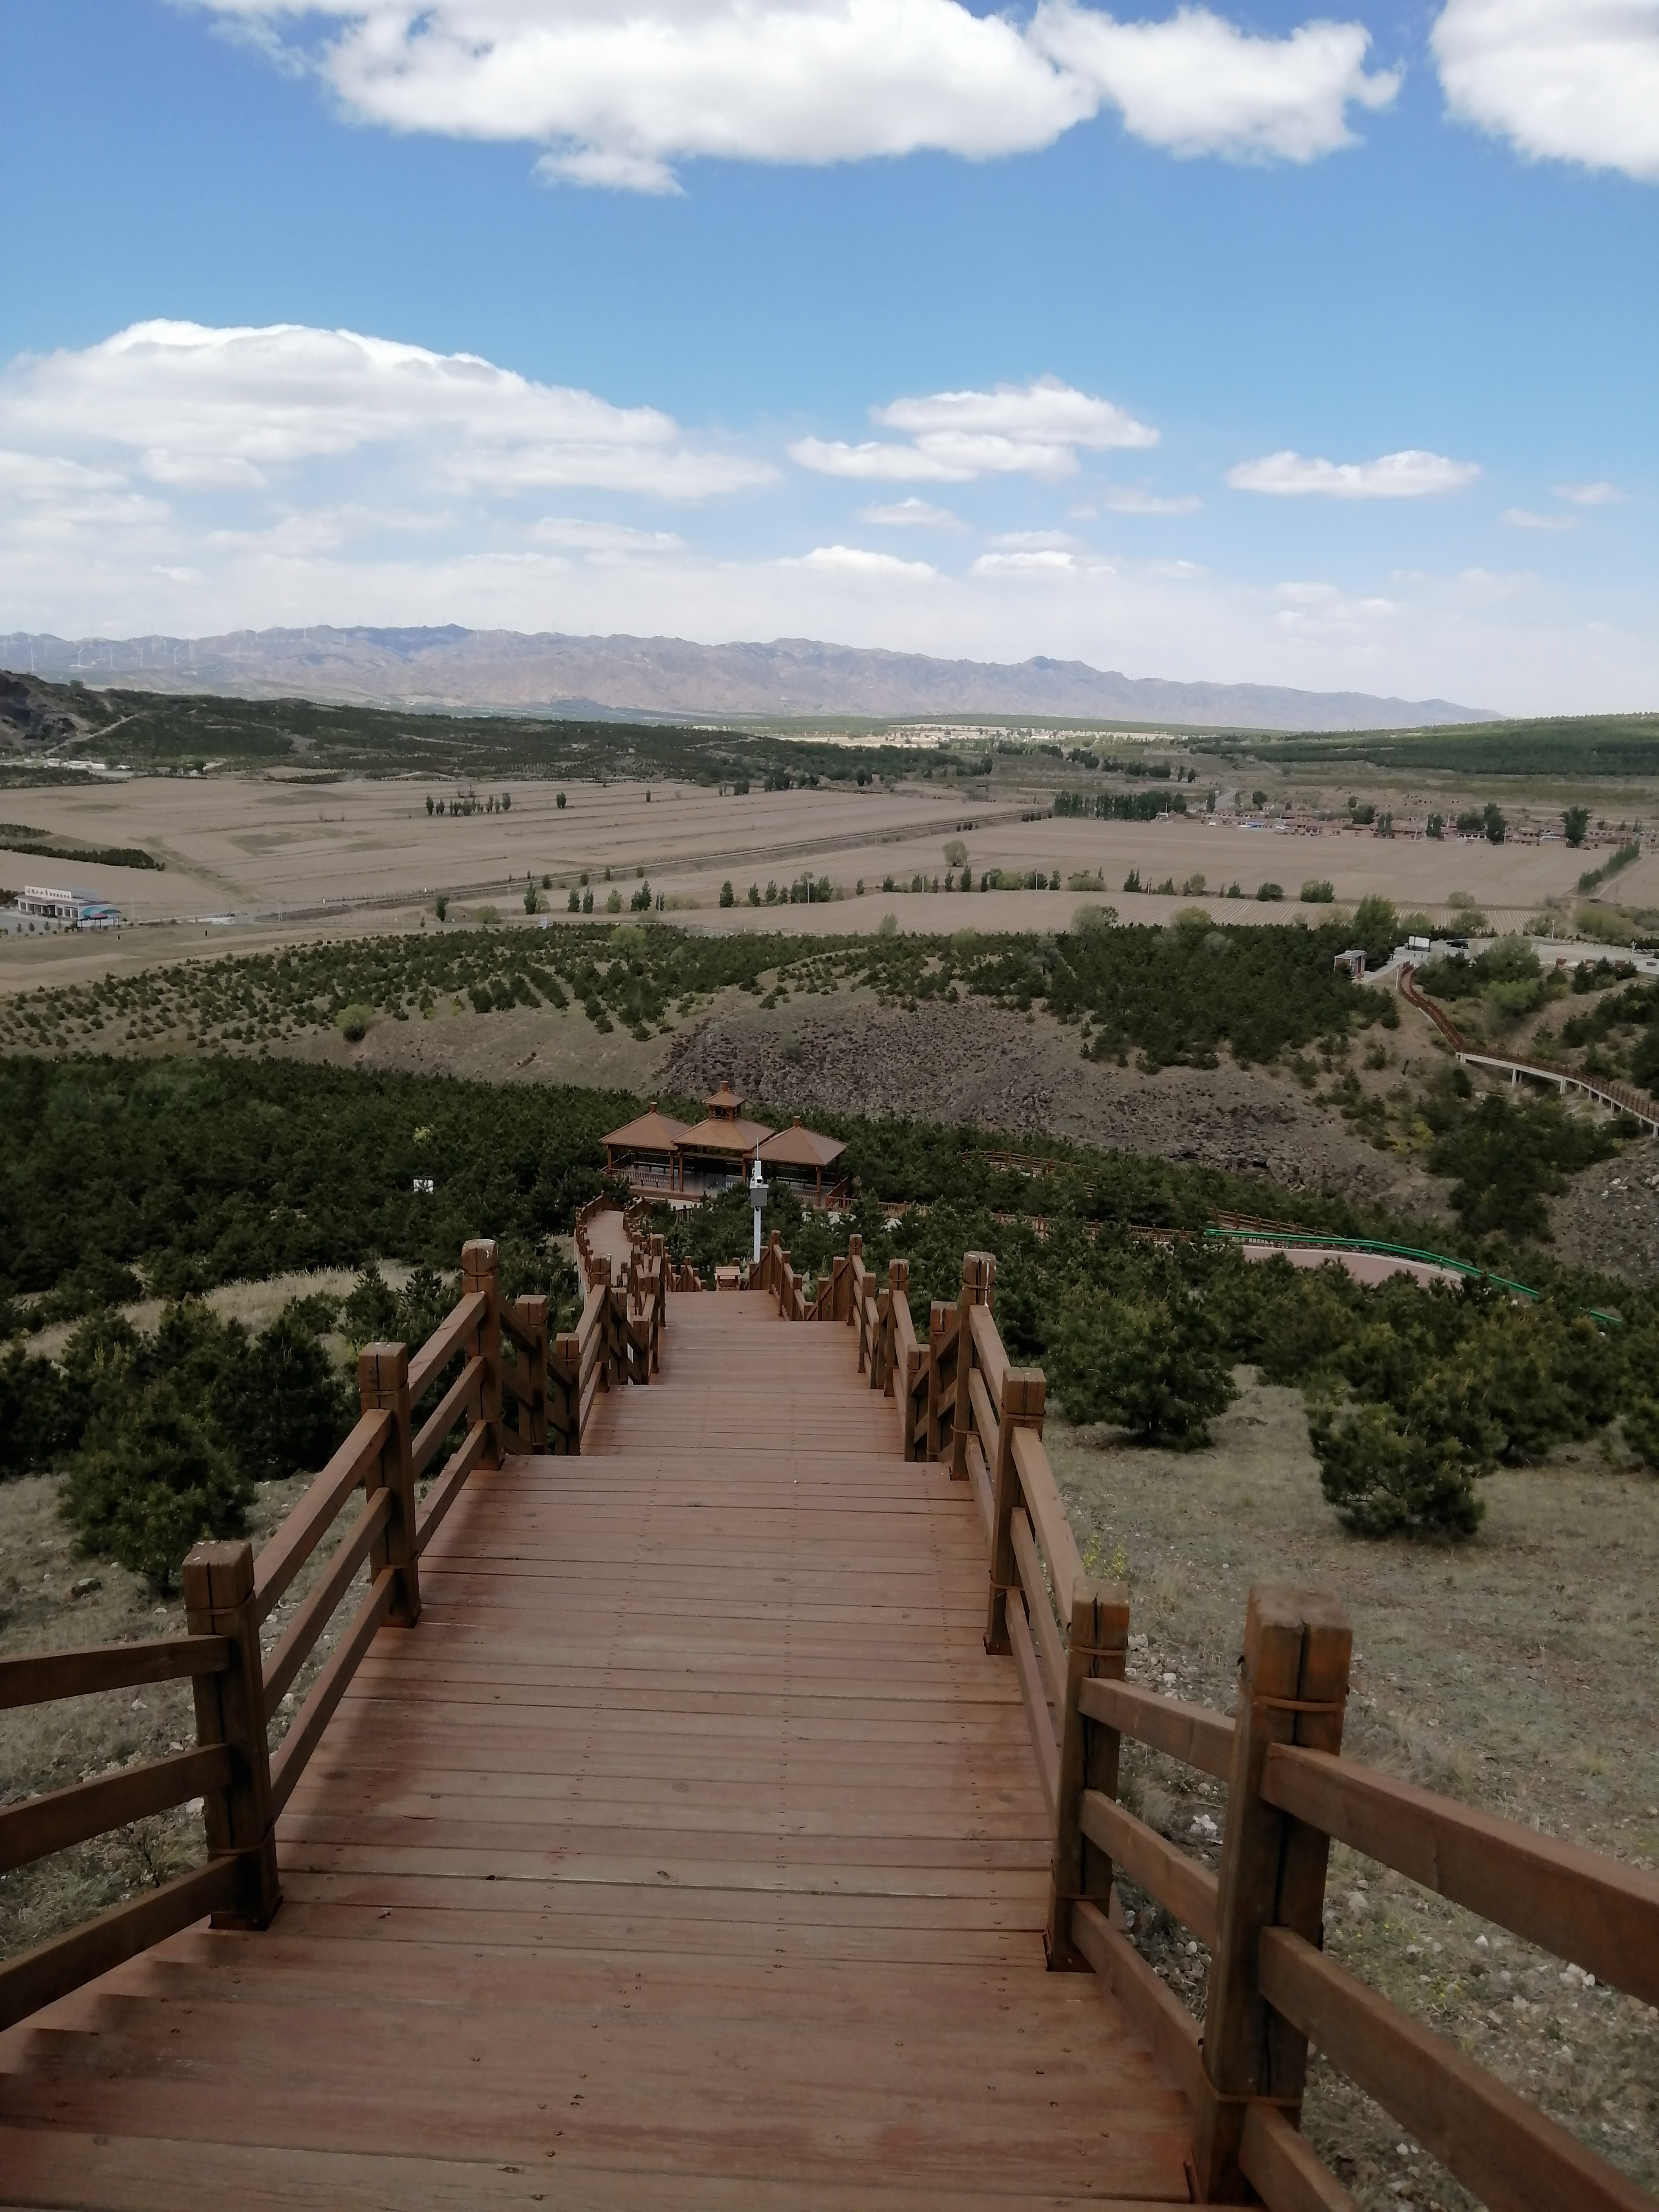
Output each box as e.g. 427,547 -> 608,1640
0,0 -> 1655,710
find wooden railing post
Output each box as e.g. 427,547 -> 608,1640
357,1342 -> 419,1626
952,1252 -> 994,1479
514,1293 -> 549,1448
1046,1580 -> 1129,1967
840,1234 -> 861,1322
181,1540 -> 278,1930
984,1368 -> 1045,1655
550,1330 -> 580,1453
1192,1586 -> 1351,2201
927,1301 -> 954,1464
461,1239 -> 502,1468
883,1260 -> 908,1398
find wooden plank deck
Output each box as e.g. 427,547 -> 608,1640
0,1291 -> 1193,2207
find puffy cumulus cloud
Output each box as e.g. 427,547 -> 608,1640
1227,449 -> 1480,499
190,1 -> 1399,190
1033,2 -> 1399,162
0,320 -> 772,500
857,497 -> 965,529
1432,0 -> 1659,183
791,376 -> 1156,483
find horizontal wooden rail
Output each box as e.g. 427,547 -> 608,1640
1262,1743 -> 1659,2009
268,1568 -> 397,1818
1078,1789 -> 1218,1948
0,1857 -> 240,2036
1078,1675 -> 1235,1780
415,1423 -> 491,1557
1239,2103 -> 1362,2212
253,1409 -> 390,1626
1070,1898 -> 1203,2108
411,1353 -> 484,1481
968,1302 -> 1007,1413
0,1635 -> 233,1711
407,1289 -> 487,1403
261,1486 -> 394,1720
499,1299 -> 536,1359
1010,1508 -> 1064,1716
1009,1426 -> 1083,1606
0,1744 -> 233,1877
1260,1926 -> 1652,2212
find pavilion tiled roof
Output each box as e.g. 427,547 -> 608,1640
757,1119 -> 847,1170
679,1114 -> 774,1153
601,1106 -> 694,1152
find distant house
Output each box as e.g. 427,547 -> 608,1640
600,1082 -> 848,1207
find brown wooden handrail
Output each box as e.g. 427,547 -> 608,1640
0,1234 -> 520,2040
778,1233 -> 1659,2212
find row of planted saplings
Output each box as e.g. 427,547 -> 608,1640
757,1238 -> 1659,2212
0,1240 -> 553,2038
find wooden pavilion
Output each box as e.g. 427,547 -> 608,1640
757,1115 -> 849,1207
598,1102 -> 693,1194
600,1084 -> 847,1206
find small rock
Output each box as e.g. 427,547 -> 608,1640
69,1576 -> 102,1600
1346,1890 -> 1371,1918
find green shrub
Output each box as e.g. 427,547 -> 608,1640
337,1004 -> 373,1041
62,1378 -> 253,1592
1310,1400 -> 1485,1539
1046,1287 -> 1232,1448
1300,880 -> 1335,904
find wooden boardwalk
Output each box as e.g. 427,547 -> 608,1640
0,1291 -> 1190,2208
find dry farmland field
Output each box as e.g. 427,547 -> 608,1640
0,763 -> 1648,950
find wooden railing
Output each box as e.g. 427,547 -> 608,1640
745,1237 -> 1659,2211
1401,962 -> 1659,1133
0,1236 -> 547,2036
550,1227 -> 664,1453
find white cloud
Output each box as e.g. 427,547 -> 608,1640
1432,0 -> 1659,183
1034,2 -> 1399,162
1227,448 -> 1480,498
972,548 -> 1086,573
1502,507 -> 1578,531
985,529 -> 1082,551
190,1 -> 1399,190
1557,480 -> 1628,506
792,375 -> 1156,483
1099,483 -> 1203,514
0,320 -> 772,501
791,544 -> 939,580
858,497 -> 964,529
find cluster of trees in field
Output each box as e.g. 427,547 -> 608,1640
0,913 -> 1394,1065
0,822 -> 163,870
425,790 -> 513,817
1053,787 -> 1190,820
661,1185 -> 1658,1540
1214,712 -> 1659,780
1,1049 -> 1653,1576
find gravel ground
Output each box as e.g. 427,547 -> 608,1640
661,988 -> 1439,1212
1547,1135 -> 1659,1282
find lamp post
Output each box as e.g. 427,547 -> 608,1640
749,1155 -> 768,1265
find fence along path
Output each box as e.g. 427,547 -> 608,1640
0,1237 -> 1189,2207
3,1218 -> 1656,2208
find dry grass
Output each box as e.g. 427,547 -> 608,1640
22,1261 -> 412,1364
1049,1372 -> 1659,2209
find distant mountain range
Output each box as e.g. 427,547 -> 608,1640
0,626 -> 1494,733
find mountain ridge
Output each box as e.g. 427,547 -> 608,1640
0,625 -> 1496,733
